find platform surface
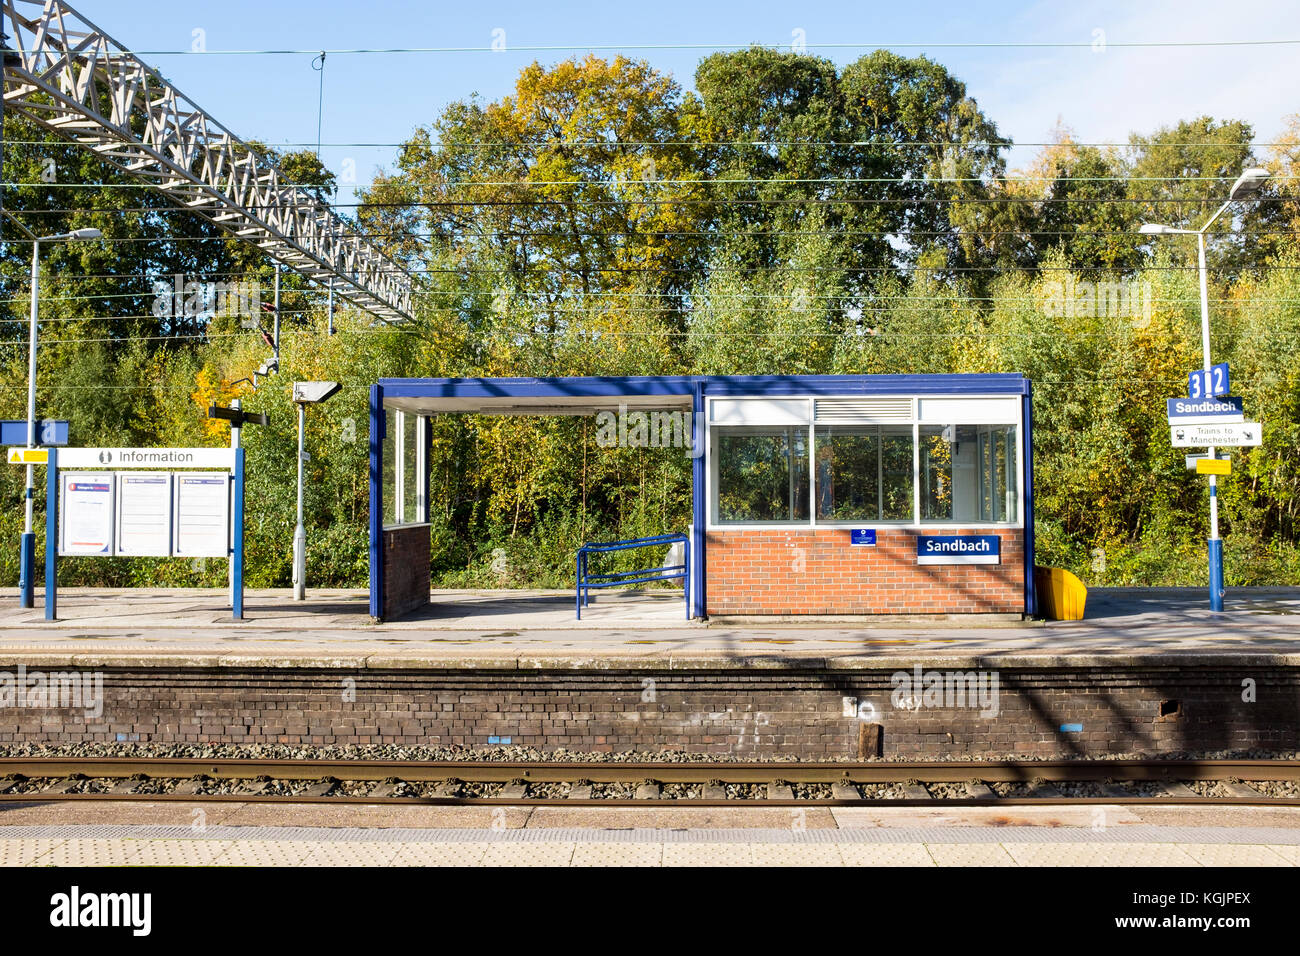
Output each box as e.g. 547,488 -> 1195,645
1,586 -> 1299,668
0,803 -> 1296,866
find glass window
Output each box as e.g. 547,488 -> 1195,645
402,412 -> 419,524
880,426 -> 914,521
382,407 -> 398,526
979,425 -> 1018,522
814,425 -> 914,521
923,423 -> 1017,523
706,404 -> 1019,528
715,426 -> 809,523
920,424 -> 956,521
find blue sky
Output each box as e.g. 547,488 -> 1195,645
70,0 -> 1300,195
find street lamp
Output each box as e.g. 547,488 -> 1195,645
1139,167 -> 1270,612
291,380 -> 341,600
18,227 -> 102,608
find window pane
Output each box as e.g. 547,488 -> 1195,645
382,407 -> 398,526
920,425 -> 955,521
881,427 -> 914,520
402,412 -> 419,524
992,426 -> 1017,522
716,427 -> 809,523
924,423 -> 1018,524
815,426 -> 880,521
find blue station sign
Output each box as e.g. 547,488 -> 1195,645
1189,362 -> 1230,399
0,419 -> 69,446
1166,396 -> 1244,423
850,529 -> 877,546
917,534 -> 1001,565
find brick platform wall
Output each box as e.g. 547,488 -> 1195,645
705,527 -> 1025,615
2,662 -> 1295,758
381,524 -> 430,620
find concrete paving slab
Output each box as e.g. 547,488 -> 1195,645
214,840 -> 319,866
749,843 -> 844,866
302,840 -> 405,866
925,843 -> 1018,866
570,842 -> 665,866
1179,843 -> 1291,866
1000,842 -> 1200,867
123,839 -> 235,866
837,843 -> 937,866
661,842 -> 755,866
479,841 -> 575,866
42,838 -> 140,866
1265,844 -> 1300,863
0,838 -> 59,866
391,842 -> 488,866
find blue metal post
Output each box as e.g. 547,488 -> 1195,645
1022,384 -> 1037,618
368,385 -> 384,620
232,447 -> 245,620
690,381 -> 705,619
18,525 -> 33,608
575,551 -> 582,621
44,448 -> 56,621
1208,491 -> 1224,613
683,535 -> 690,619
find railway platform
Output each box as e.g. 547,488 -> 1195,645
1,585 -> 1298,759
0,803 -> 1297,867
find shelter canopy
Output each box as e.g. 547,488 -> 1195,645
378,376 -> 697,416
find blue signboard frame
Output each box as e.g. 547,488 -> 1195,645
42,448 -> 246,621
850,529 -> 877,546
1188,363 -> 1230,399
916,534 -> 1001,565
1,419 -> 68,446
1166,396 -> 1244,421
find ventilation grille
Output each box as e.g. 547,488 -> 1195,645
814,398 -> 913,423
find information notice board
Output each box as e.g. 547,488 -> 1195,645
59,472 -> 115,556
115,472 -> 173,556
172,472 -> 231,557
57,469 -> 231,558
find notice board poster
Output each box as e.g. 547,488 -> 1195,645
59,472 -> 115,556
173,472 -> 230,557
115,472 -> 173,556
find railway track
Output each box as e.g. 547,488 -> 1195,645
2,757 -> 1299,806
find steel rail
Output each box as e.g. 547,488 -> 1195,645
1,757 -> 1299,786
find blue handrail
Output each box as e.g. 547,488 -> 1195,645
576,532 -> 689,620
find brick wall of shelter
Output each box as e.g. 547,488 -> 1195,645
382,524 -> 430,620
705,527 -> 1025,615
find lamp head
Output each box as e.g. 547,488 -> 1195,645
1228,167 -> 1270,202
293,381 -> 341,404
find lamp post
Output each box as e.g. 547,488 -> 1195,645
291,381 -> 341,600
18,227 -> 102,608
1139,167 -> 1270,612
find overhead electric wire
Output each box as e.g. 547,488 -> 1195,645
105,38 -> 1300,56
4,175 -> 1297,189
5,139 -> 1296,150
